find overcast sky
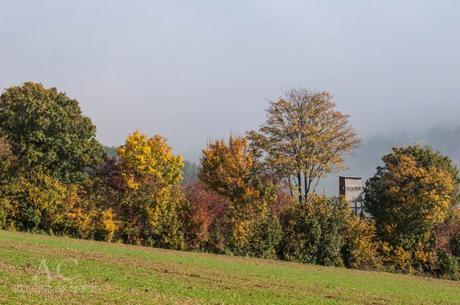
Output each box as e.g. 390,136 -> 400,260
1,0 -> 459,160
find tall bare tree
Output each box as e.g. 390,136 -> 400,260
248,89 -> 360,203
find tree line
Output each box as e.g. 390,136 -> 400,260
0,82 -> 459,279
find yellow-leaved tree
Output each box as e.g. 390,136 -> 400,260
364,145 -> 459,273
117,131 -> 183,189
116,131 -> 185,249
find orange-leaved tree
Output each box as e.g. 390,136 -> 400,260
200,136 -> 259,204
199,136 -> 281,257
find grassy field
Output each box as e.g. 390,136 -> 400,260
0,231 -> 459,305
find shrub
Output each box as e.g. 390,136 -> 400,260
246,213 -> 282,259
206,209 -> 282,259
49,185 -> 99,239
0,196 -> 13,229
151,187 -> 185,250
0,183 -> 17,229
378,239 -> 438,274
207,213 -> 229,254
116,185 -> 185,250
95,209 -> 118,242
10,172 -> 69,232
342,217 -> 382,270
180,197 -> 210,250
1,172 -> 100,238
436,220 -> 460,255
181,182 -> 227,250
278,196 -> 349,266
436,250 -> 460,280
451,232 -> 460,257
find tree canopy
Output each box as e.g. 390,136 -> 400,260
364,145 -> 460,272
0,135 -> 16,184
364,145 -> 459,242
199,136 -> 259,203
0,82 -> 104,183
117,131 -> 184,190
248,89 -> 360,203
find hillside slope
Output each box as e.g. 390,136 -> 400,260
0,231 -> 459,305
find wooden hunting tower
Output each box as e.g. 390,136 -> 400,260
339,176 -> 364,214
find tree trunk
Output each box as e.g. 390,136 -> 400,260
304,173 -> 310,203
297,172 -> 303,204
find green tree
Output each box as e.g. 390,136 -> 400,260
246,213 -> 282,259
0,135 -> 16,184
0,82 -> 104,183
0,136 -> 17,228
248,89 -> 360,203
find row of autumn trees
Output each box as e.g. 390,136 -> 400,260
1,82 -> 460,279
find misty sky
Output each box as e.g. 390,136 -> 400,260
1,0 -> 459,161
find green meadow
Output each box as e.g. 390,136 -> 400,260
0,230 -> 459,305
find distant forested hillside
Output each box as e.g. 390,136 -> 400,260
183,160 -> 199,184
104,146 -> 118,158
